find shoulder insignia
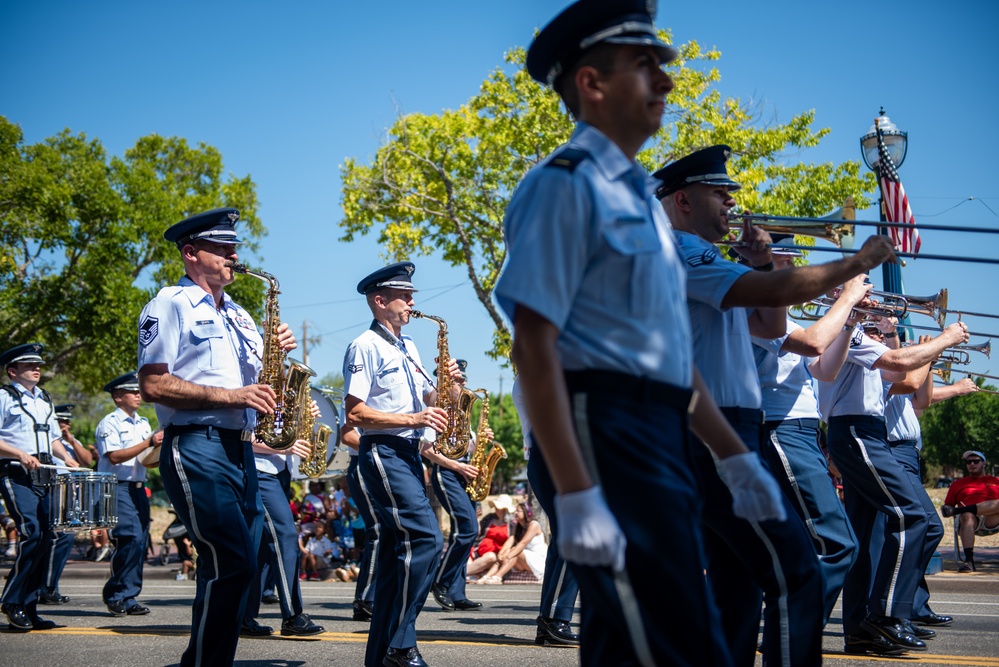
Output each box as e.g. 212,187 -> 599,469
348,364 -> 363,373
546,147 -> 590,172
851,330 -> 864,347
686,249 -> 718,267
139,316 -> 159,346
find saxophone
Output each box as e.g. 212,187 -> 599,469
228,262 -> 316,450
411,310 -> 478,459
466,389 -> 507,502
299,386 -> 341,479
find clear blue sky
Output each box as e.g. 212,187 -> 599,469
3,0 -> 998,393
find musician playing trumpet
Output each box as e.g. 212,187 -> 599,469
342,261 -> 462,667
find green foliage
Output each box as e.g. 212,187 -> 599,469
339,35 -> 877,363
0,117 -> 265,392
920,378 -> 999,475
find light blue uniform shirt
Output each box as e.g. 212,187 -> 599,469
255,450 -> 292,475
95,408 -> 152,482
137,276 -> 263,430
494,123 -> 692,388
676,231 -> 761,410
0,381 -> 61,460
883,383 -> 921,443
342,325 -> 433,441
752,319 -> 820,420
816,326 -> 891,418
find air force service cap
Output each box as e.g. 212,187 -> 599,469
164,207 -> 243,247
653,145 -> 742,198
1,343 -> 45,368
526,0 -> 678,88
104,371 -> 141,394
357,261 -> 418,295
55,404 -> 74,421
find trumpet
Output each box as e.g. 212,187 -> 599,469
726,199 -> 856,248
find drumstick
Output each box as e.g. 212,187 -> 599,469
36,463 -> 76,471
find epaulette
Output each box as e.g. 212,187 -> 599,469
546,147 -> 590,172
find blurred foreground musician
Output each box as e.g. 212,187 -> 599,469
137,208 -> 298,666
0,343 -> 80,632
95,371 -> 159,617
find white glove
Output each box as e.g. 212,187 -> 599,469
554,486 -> 626,572
717,452 -> 787,523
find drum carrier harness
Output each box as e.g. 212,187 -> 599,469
0,384 -> 58,486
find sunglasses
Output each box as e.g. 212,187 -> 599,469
967,459 -> 984,464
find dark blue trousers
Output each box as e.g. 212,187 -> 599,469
42,530 -> 74,593
696,412 -> 824,667
246,469 -> 302,622
161,426 -> 262,667
526,446 -> 579,624
560,376 -> 731,667
0,467 -> 52,608
359,436 -> 442,667
826,417 -> 929,633
762,419 -> 858,623
103,482 -> 150,605
882,440 -> 944,619
430,465 -> 476,602
346,455 -> 378,605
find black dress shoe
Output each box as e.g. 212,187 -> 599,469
106,599 -> 128,617
281,613 -> 324,636
240,618 -> 274,636
353,599 -> 373,621
38,589 -> 70,605
431,583 -> 454,611
844,634 -> 908,656
535,616 -> 580,646
904,621 -> 935,640
25,604 -> 57,630
453,599 -> 482,611
383,647 -> 428,667
3,605 -> 34,632
860,616 -> 927,651
261,593 -> 280,605
125,603 -> 150,616
911,612 -> 953,627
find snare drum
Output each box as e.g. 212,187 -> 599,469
49,471 -> 118,532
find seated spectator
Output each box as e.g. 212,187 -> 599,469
476,502 -> 547,585
175,536 -> 196,581
942,450 -> 999,572
465,494 -> 515,580
300,522 -> 339,581
1,504 -> 17,560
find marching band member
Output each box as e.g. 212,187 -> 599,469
342,261 -> 460,667
816,312 -> 968,655
341,423 -> 376,622
0,343 -> 80,631
138,208 -> 299,666
95,372 -> 159,617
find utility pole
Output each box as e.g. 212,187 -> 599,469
301,320 -> 322,368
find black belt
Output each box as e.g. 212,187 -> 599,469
563,370 -> 693,412
720,407 -> 765,425
828,415 -> 885,426
360,434 -> 421,449
118,480 -> 145,489
166,424 -> 254,442
888,438 -> 919,448
766,418 -> 821,429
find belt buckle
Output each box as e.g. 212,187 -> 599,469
240,429 -> 254,443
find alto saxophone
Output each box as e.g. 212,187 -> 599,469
299,386 -> 342,479
466,389 -> 507,502
228,262 -> 316,450
411,310 -> 478,459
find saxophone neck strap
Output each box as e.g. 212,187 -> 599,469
369,320 -> 436,390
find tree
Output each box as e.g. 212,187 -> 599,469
339,36 -> 877,362
0,117 -> 266,392
920,377 -> 999,475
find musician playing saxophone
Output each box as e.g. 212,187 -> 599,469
423,359 -> 486,614
342,261 -> 462,667
137,208 -> 299,667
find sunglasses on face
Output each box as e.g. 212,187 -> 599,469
967,459 -> 984,464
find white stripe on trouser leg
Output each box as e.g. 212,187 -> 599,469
850,426 -> 906,618
571,392 -> 654,667
172,435 -> 221,667
357,470 -> 380,601
546,562 -> 569,619
45,536 -> 57,588
372,447 -> 413,630
769,431 -> 826,555
433,466 -> 456,586
748,520 -> 792,667
1,478 -> 28,601
262,503 -> 292,610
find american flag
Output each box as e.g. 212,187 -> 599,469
876,123 -> 921,254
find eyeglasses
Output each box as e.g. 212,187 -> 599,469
966,459 -> 984,465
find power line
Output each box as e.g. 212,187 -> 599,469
283,281 -> 469,310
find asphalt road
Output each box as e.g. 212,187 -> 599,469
2,560 -> 997,666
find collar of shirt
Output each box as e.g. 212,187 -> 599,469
113,406 -> 143,424
178,275 -> 231,310
10,381 -> 41,399
572,122 -> 652,193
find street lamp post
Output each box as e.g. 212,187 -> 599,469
860,107 -> 908,295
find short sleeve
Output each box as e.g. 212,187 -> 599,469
846,329 -> 890,369
681,246 -> 750,311
138,295 -> 179,370
95,418 -> 123,456
752,319 -> 799,356
342,341 -> 373,403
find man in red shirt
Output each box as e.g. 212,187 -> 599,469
942,450 -> 999,572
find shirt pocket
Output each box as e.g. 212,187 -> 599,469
601,217 -> 666,316
189,322 -> 226,371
